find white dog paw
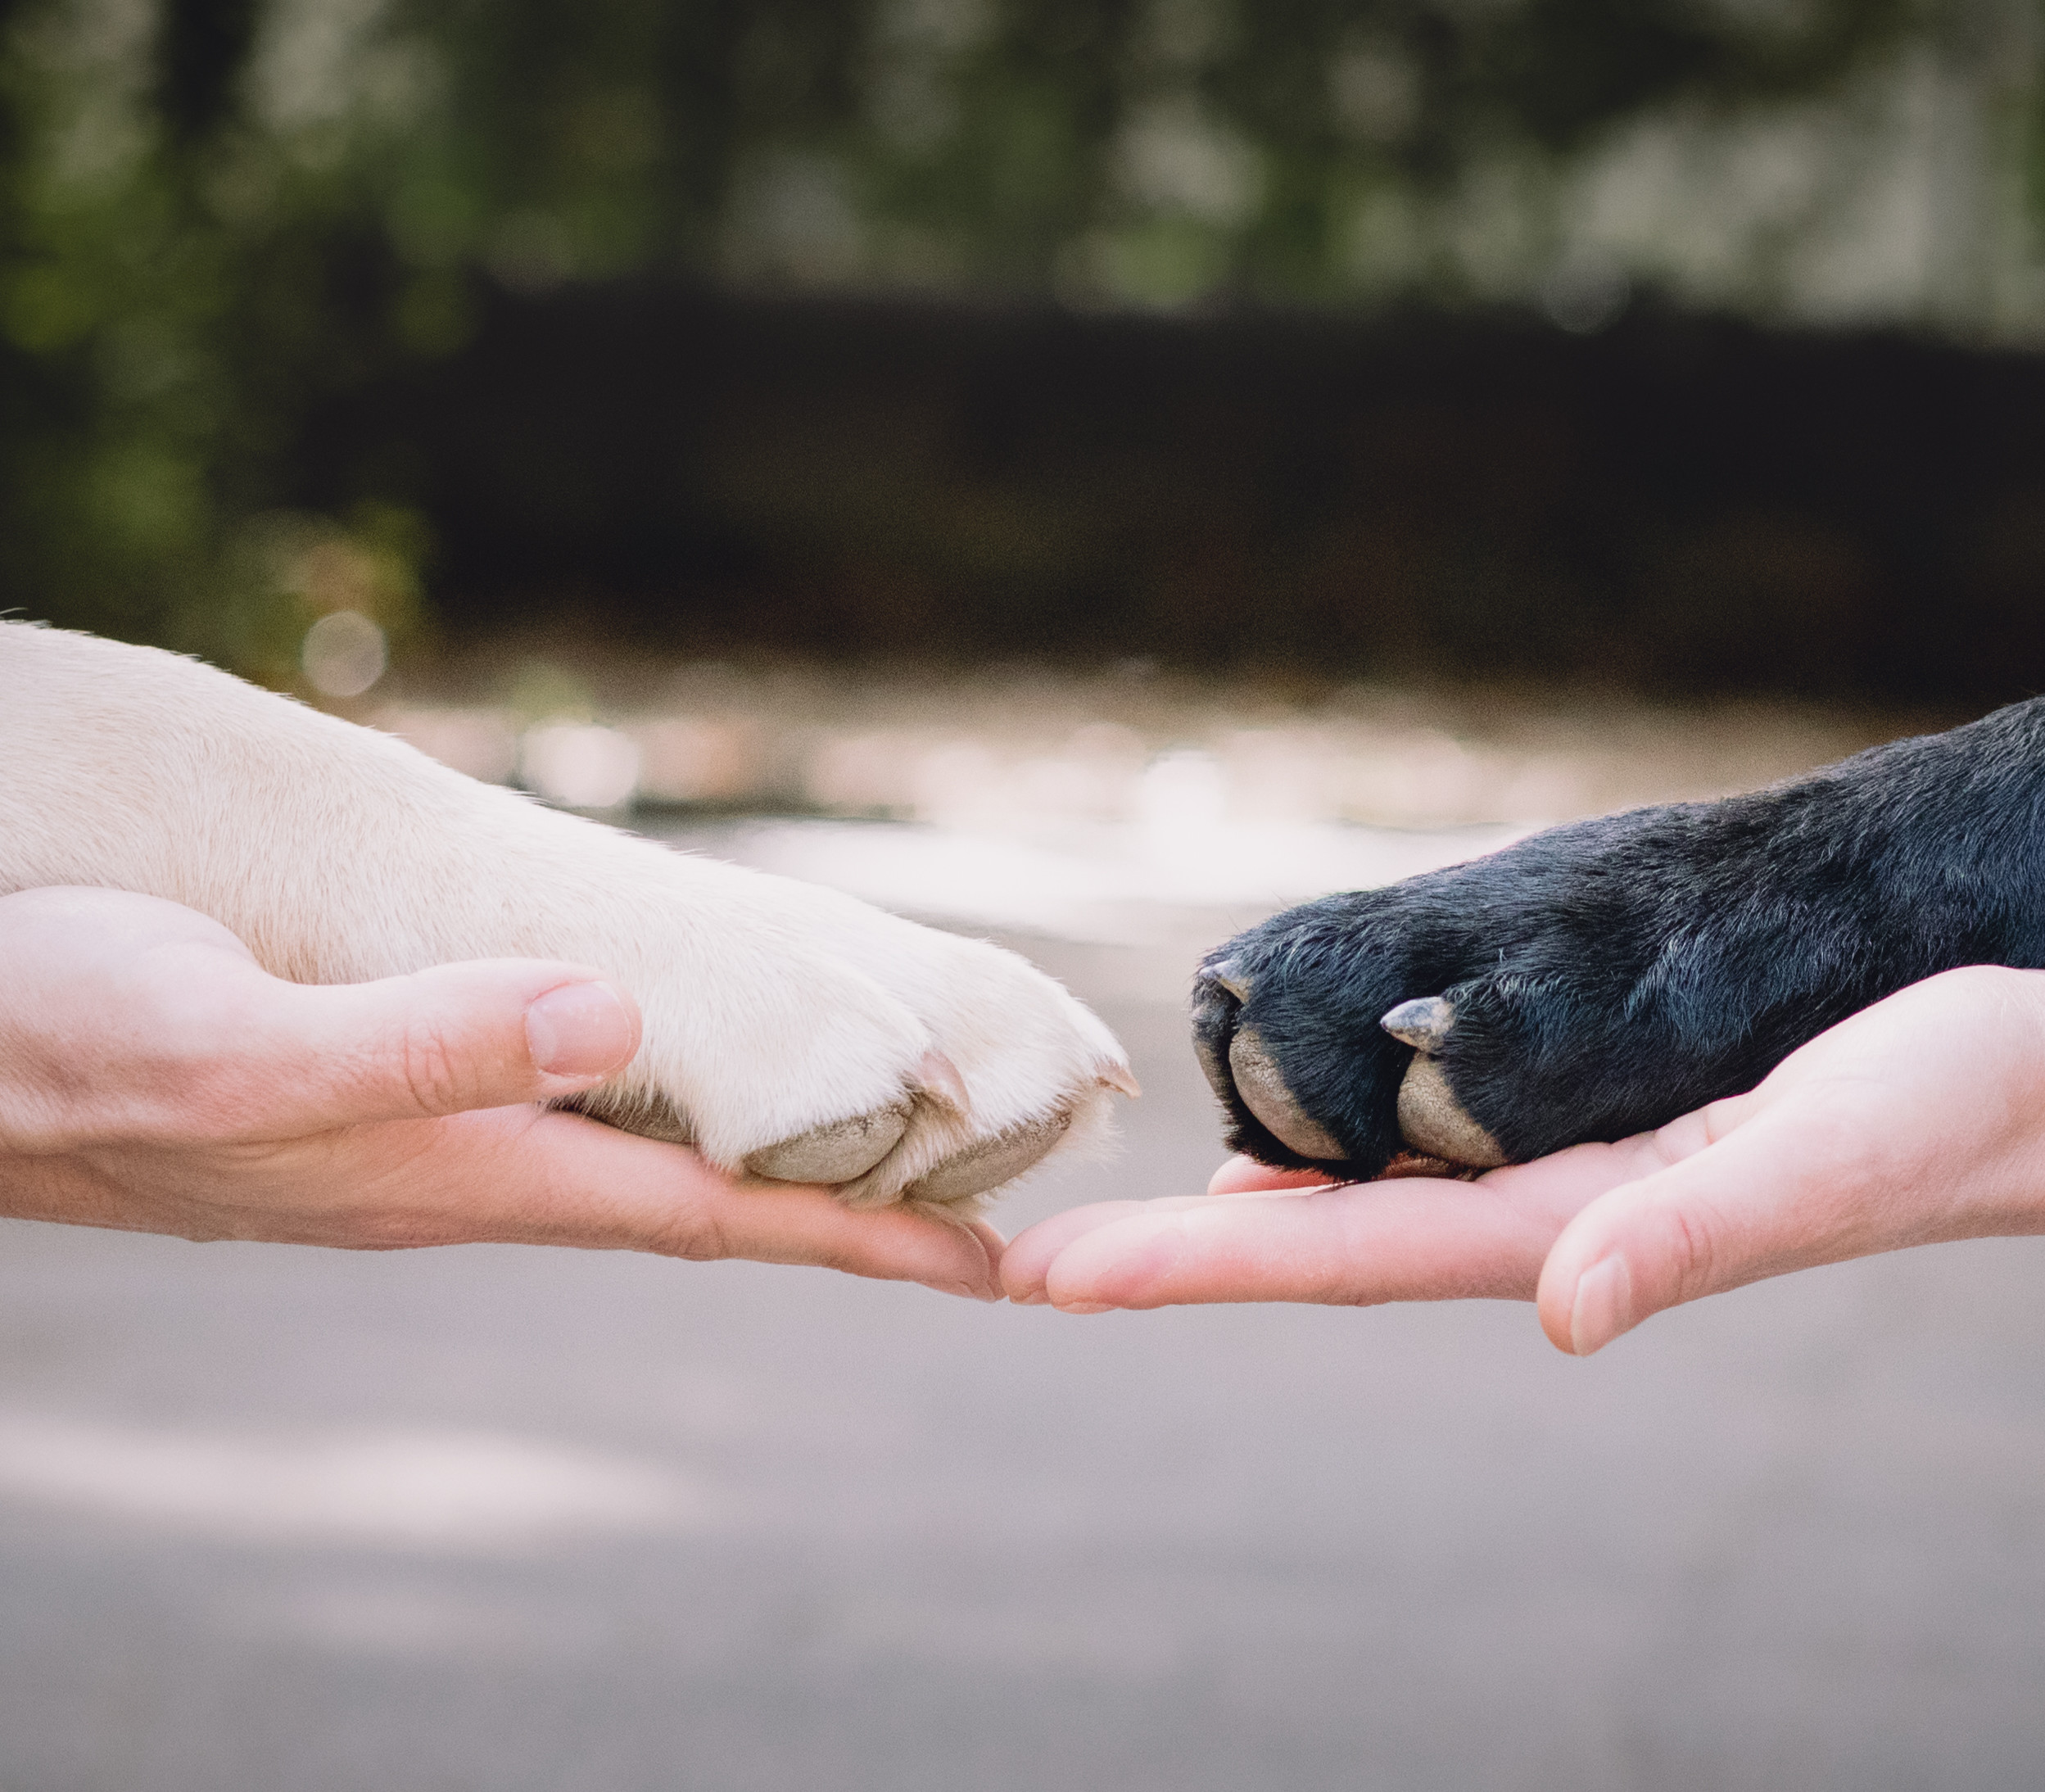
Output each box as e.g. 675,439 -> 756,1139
530,845 -> 1138,1213
2,622 -> 1136,1214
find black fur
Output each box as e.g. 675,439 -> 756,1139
1195,698 -> 2045,1176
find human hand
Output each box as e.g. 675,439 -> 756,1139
1003,966 -> 2045,1350
0,887 -> 1002,1297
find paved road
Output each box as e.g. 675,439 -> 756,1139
3,912 -> 2045,1791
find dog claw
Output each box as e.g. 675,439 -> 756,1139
916,1050 -> 971,1116
1201,957 -> 1252,1003
745,1099 -> 915,1184
1381,996 -> 1455,1054
1098,1062 -> 1142,1098
1228,1025 -> 1346,1161
1380,994 -> 1501,1166
1395,1054 -> 1505,1168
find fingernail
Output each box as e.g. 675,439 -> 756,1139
925,1278 -> 1002,1302
1008,1288 -> 1049,1306
526,982 -> 636,1079
1052,1300 -> 1115,1315
1568,1256 -> 1634,1356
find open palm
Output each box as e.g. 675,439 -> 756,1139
1005,966 -> 2045,1352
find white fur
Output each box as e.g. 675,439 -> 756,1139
0,622 -> 1132,1212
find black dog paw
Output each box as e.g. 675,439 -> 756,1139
1193,699 -> 2045,1179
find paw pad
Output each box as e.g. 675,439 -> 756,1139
744,1100 -> 915,1183
903,1111 -> 1072,1205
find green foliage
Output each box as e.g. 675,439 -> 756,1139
0,0 -> 1996,670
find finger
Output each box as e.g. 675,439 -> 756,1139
1537,969 -> 2045,1356
1008,1135 -> 1667,1310
178,1106 -> 1009,1295
1002,1198 -> 1174,1301
182,957 -> 642,1138
1003,1180 -> 1345,1303
1007,1150 -> 1356,1301
304,961 -> 640,1120
492,1113 -> 1011,1295
1207,1154 -> 1345,1196
964,1219 -> 1009,1284
0,885 -> 645,1147
1535,1097 -> 1863,1356
634,1156 -> 1005,1296
1032,1177 -> 1569,1312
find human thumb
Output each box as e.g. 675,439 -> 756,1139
1532,1095 -> 1806,1356
237,958 -> 643,1135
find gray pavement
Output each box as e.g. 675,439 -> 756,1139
4,916 -> 2045,1791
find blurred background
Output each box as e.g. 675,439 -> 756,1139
8,0 -> 2045,698
9,1 -> 2045,1787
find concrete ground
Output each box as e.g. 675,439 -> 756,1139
3,835 -> 2044,1791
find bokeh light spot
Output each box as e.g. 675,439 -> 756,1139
301,609 -> 387,697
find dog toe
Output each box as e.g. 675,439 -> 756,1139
744,1099 -> 916,1183
1392,1051 -> 1506,1167
902,1110 -> 1072,1204
1227,1025 -> 1346,1161
1189,938 -> 1411,1173
1376,995 -> 1504,1166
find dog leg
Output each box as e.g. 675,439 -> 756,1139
1192,699 -> 2045,1177
0,624 -> 1133,1213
